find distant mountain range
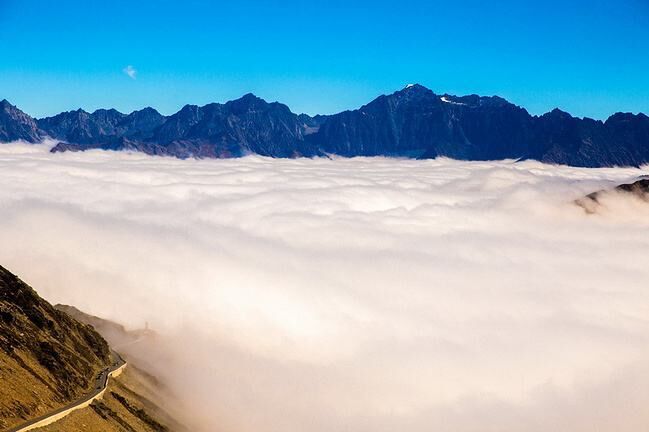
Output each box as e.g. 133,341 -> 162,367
2,84 -> 649,167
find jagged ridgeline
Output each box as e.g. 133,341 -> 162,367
0,265 -> 111,429
2,84 -> 649,167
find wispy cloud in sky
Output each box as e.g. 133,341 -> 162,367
122,65 -> 137,80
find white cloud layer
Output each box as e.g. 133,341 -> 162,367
0,143 -> 648,431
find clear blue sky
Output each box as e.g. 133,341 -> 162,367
1,0 -> 648,119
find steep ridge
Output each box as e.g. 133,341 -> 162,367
0,266 -> 176,432
54,304 -> 149,348
0,100 -> 42,143
37,106 -> 165,151
311,85 -> 538,159
576,177 -> 649,213
47,94 -> 320,158
2,85 -> 649,167
0,265 -> 111,429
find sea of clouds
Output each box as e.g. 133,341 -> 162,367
0,142 -> 648,431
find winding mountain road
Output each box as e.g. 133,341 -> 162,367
5,351 -> 126,432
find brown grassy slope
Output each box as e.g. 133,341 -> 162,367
35,365 -> 186,432
52,305 -> 189,432
0,265 -> 112,430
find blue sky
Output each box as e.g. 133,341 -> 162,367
1,0 -> 648,119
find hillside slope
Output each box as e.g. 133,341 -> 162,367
0,265 -> 111,429
52,304 -> 190,432
0,266 -> 178,431
35,365 -> 186,432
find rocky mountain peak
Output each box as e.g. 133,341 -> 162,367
0,100 -> 42,142
402,83 -> 428,92
2,87 -> 649,167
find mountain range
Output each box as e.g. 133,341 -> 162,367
2,84 -> 649,167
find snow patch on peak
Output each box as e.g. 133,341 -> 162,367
441,96 -> 466,105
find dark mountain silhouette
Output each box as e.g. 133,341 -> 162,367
576,177 -> 649,213
0,99 -> 42,143
1,85 -> 649,167
312,85 -> 538,159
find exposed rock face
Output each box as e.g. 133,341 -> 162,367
49,94 -> 321,158
576,177 -> 649,213
0,99 -> 43,142
614,178 -> 649,196
312,85 -> 649,166
0,265 -> 111,429
2,85 -> 649,167
533,110 -> 649,167
311,85 -> 538,159
140,93 -> 320,158
37,107 -> 164,146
